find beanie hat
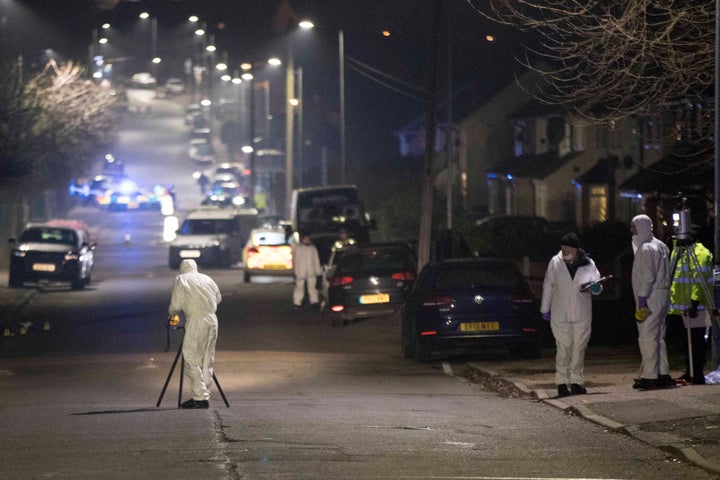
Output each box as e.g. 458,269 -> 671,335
560,232 -> 580,248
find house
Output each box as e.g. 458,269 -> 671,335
396,70 -> 710,235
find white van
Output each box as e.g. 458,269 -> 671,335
168,206 -> 258,269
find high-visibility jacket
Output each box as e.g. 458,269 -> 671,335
669,241 -> 713,314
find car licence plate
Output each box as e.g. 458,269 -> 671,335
359,293 -> 390,304
263,264 -> 291,270
33,263 -> 56,272
180,250 -> 202,258
460,322 -> 499,332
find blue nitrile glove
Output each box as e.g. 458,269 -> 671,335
589,282 -> 602,295
541,312 -> 551,322
638,296 -> 648,309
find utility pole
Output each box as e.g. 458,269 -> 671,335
249,75 -> 256,206
339,29 -> 346,184
417,0 -> 442,271
285,50 -> 294,217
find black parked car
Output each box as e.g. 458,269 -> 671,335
8,220 -> 96,290
401,257 -> 541,362
322,243 -> 417,326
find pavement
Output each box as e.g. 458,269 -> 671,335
2,278 -> 720,476
463,346 -> 720,475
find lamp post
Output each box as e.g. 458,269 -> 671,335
338,29 -> 346,184
296,66 -> 303,187
242,59 -> 282,209
139,12 -> 159,69
298,21 -> 346,185
285,49 -> 294,216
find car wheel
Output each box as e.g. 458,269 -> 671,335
8,270 -> 23,288
412,331 -> 430,363
401,319 -> 412,359
331,316 -> 349,327
71,276 -> 85,290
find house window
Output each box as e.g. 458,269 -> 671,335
513,121 -> 527,157
589,185 -> 607,223
571,124 -> 585,152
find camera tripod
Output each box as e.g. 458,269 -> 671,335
156,326 -> 230,408
669,240 -> 719,379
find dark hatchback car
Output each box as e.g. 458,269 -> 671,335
401,257 -> 541,362
322,243 -> 417,326
8,220 -> 96,290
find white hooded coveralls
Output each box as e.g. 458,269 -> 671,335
169,260 -> 222,401
292,241 -> 322,306
541,251 -> 601,385
631,214 -> 671,380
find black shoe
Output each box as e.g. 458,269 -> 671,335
557,384 -> 570,397
632,378 -> 657,390
293,305 -> 301,312
570,383 -> 587,395
181,399 -> 209,409
657,374 -> 676,388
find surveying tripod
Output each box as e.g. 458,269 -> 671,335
156,326 -> 230,408
669,240 -> 720,379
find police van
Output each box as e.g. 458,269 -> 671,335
168,206 -> 258,269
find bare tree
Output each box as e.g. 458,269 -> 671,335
468,0 -> 714,125
26,60 -> 119,190
0,60 -> 119,232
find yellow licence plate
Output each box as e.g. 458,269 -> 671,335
180,250 -> 202,258
359,293 -> 390,304
33,263 -> 56,272
460,322 -> 499,332
263,264 -> 291,270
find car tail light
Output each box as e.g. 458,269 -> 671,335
331,305 -> 345,312
422,294 -> 454,308
391,271 -> 416,281
329,275 -> 353,286
246,247 -> 259,255
420,330 -> 438,336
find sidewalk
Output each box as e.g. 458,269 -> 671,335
464,345 -> 720,475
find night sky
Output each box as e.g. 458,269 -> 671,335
1,0 -> 532,171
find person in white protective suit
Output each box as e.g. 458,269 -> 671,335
168,259 -> 222,409
541,232 -> 603,397
630,214 -> 672,390
292,233 -> 322,310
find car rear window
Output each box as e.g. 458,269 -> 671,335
337,249 -> 414,274
181,219 -> 234,235
434,263 -> 523,289
253,231 -> 288,246
21,228 -> 77,246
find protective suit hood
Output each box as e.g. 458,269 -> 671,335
180,259 -> 198,274
632,215 -> 653,253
